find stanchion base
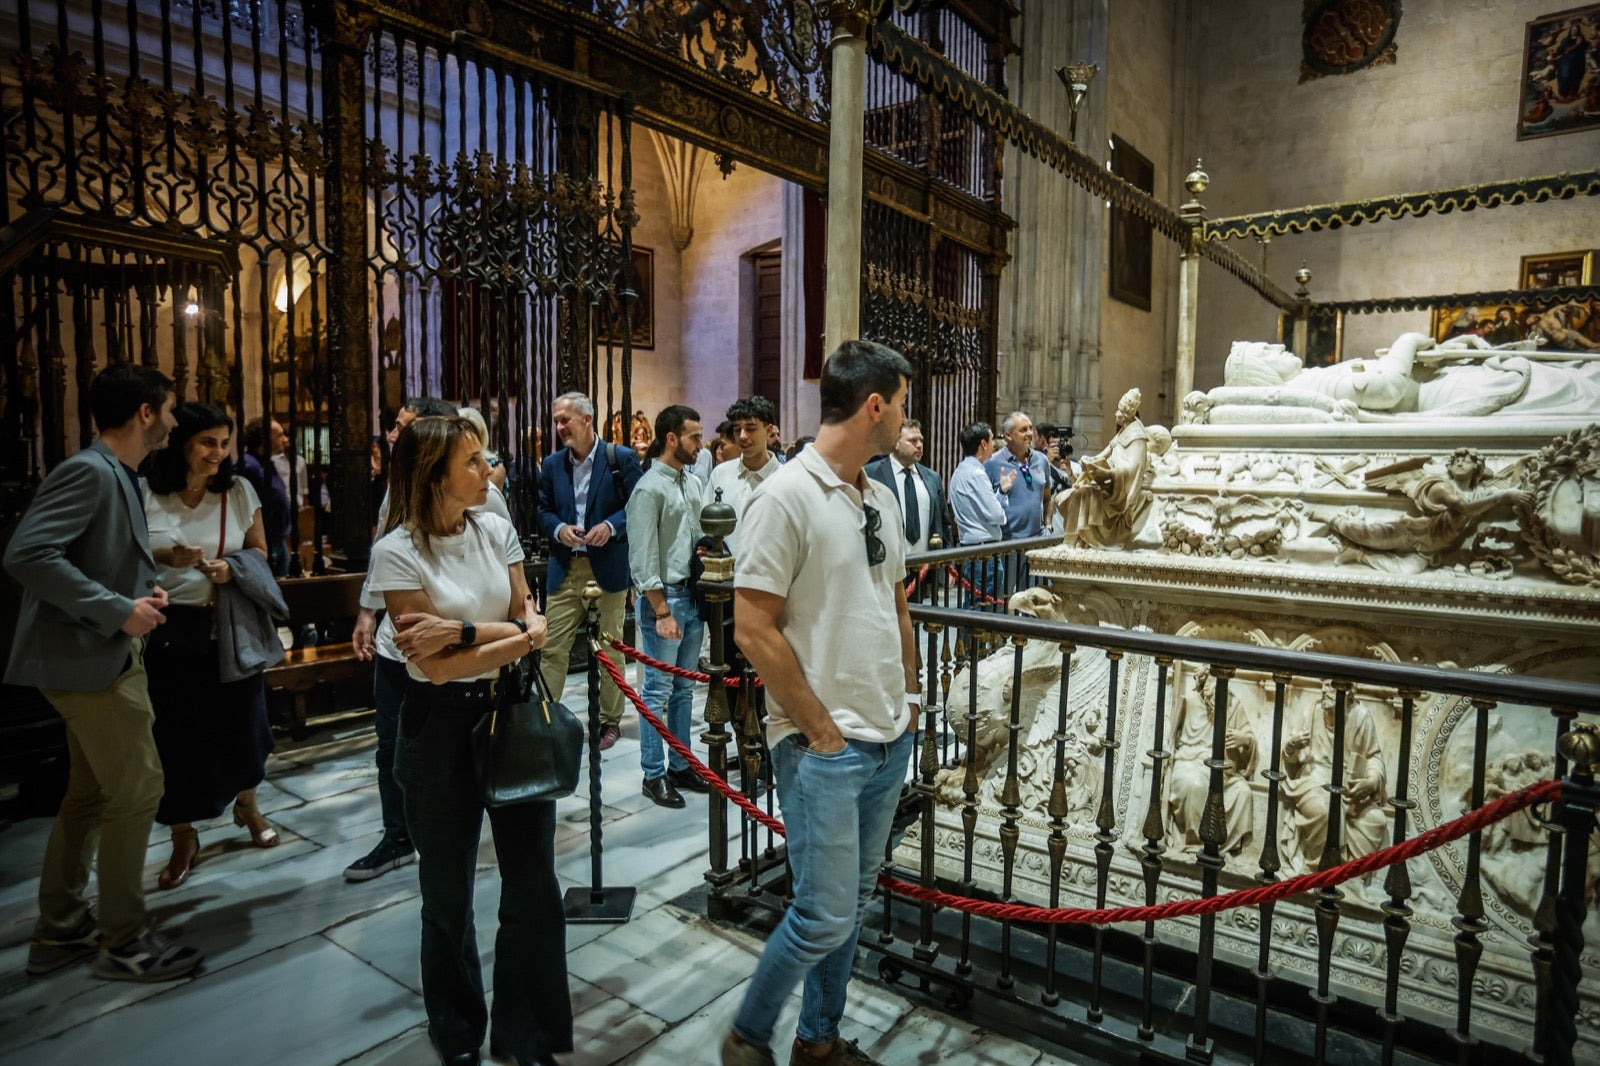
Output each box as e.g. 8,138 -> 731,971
563,885 -> 636,924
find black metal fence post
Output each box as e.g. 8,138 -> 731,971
1547,722 -> 1600,1066
562,581 -> 635,923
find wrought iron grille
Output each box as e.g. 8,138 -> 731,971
1,0 -> 635,556
861,197 -> 991,478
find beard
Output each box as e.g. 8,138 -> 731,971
673,442 -> 697,467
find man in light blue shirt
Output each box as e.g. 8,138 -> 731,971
625,405 -> 709,809
984,410 -> 1052,540
948,422 -> 1010,607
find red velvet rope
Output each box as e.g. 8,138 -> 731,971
903,564 -> 931,598
945,564 -> 1007,606
607,638 -> 759,688
593,648 -> 1563,926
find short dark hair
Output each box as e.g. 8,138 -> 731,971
716,420 -> 734,440
145,404 -> 236,495
89,363 -> 173,433
960,421 -> 993,457
818,340 -> 913,425
404,396 -> 458,419
726,395 -> 776,426
243,416 -> 273,457
654,405 -> 700,444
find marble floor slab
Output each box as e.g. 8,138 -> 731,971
0,704 -> 1087,1066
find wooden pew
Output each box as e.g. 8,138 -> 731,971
264,573 -> 373,739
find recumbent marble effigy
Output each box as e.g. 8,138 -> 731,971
902,335 -> 1600,1053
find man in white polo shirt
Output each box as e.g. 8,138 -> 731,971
708,394 -> 782,555
721,340 -> 920,1066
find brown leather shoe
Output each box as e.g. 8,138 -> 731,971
598,724 -> 622,751
789,1038 -> 880,1065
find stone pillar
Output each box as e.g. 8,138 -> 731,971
319,1 -> 375,569
997,0 -> 1107,446
1292,266 -> 1312,360
1173,160 -> 1208,413
820,1 -> 873,355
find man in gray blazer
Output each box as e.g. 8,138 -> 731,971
4,363 -> 202,982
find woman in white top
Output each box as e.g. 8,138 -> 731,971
366,416 -> 565,1066
143,404 -> 277,889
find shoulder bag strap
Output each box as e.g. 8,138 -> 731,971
217,489 -> 229,558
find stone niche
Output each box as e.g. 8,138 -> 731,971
900,393 -> 1600,1055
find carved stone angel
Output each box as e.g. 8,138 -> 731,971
1326,449 -> 1531,571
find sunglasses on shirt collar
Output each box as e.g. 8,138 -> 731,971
862,502 -> 886,567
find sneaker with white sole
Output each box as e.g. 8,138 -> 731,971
344,835 -> 416,882
90,931 -> 202,982
25,912 -> 101,976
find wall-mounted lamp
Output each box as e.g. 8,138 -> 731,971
184,300 -> 201,317
1055,61 -> 1098,145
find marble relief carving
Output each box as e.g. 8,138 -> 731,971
908,368 -> 1600,1050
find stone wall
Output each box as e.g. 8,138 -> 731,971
1188,0 -> 1600,383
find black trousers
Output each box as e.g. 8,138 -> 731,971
395,678 -> 572,1061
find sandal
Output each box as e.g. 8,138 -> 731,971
233,798 -> 281,848
158,826 -> 201,890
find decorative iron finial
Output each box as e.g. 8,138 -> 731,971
1184,159 -> 1209,197
701,487 -> 737,542
1559,722 -> 1600,779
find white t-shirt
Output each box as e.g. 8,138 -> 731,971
362,487 -> 514,662
367,513 -> 525,682
708,451 -> 781,555
735,445 -> 909,746
146,479 -> 263,606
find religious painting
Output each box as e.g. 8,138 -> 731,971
1520,250 -> 1595,289
1108,135 -> 1153,312
1300,0 -> 1401,84
1431,298 -> 1600,349
1517,5 -> 1600,140
1276,310 -> 1344,366
594,245 -> 654,349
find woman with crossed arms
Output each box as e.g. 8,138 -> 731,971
366,415 -> 565,1066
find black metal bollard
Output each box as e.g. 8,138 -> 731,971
1546,721 -> 1599,1066
563,581 -> 636,923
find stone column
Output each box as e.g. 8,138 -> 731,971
1173,160 -> 1207,410
820,1 -> 873,355
319,1 -> 375,569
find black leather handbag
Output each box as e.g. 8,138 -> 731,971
471,655 -> 584,807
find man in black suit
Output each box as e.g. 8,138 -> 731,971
866,418 -> 950,556
537,392 -> 644,750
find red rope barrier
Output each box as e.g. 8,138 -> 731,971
606,638 -> 760,688
946,564 -> 1008,606
594,647 -> 1563,927
594,649 -> 785,834
903,564 -> 931,598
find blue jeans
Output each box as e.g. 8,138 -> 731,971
961,556 -> 1004,609
373,655 -> 410,843
732,730 -> 914,1047
636,586 -> 705,780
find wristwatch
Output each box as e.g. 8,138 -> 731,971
510,618 -> 528,634
456,620 -> 477,649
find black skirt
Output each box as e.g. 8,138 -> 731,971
145,604 -> 275,825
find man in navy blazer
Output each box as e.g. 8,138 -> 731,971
537,391 -> 644,748
866,418 -> 951,557
4,364 -> 202,982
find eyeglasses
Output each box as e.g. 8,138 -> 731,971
862,502 -> 886,567
1020,465 -> 1034,488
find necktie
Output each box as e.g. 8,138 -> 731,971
902,467 -> 921,545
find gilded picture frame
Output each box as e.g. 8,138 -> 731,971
1516,4 -> 1600,140
1108,135 -> 1154,312
594,245 -> 655,349
1520,250 -> 1595,289
1276,309 -> 1343,366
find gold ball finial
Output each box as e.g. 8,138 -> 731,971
1184,159 -> 1209,196
1295,265 -> 1312,287
582,580 -> 603,605
1558,722 -> 1600,777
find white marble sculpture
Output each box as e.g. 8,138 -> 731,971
1183,333 -> 1600,425
1058,388 -> 1154,547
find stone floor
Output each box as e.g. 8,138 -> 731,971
0,668 -> 1083,1066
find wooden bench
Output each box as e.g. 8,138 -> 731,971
264,572 -> 373,739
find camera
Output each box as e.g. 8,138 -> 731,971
1034,424 -> 1070,444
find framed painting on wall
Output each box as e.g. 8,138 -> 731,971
594,245 -> 655,349
1276,310 -> 1343,366
1520,249 -> 1595,289
1108,135 -> 1153,312
1431,302 -> 1533,345
1516,5 -> 1600,140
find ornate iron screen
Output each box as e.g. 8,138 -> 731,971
1,0 -> 636,558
